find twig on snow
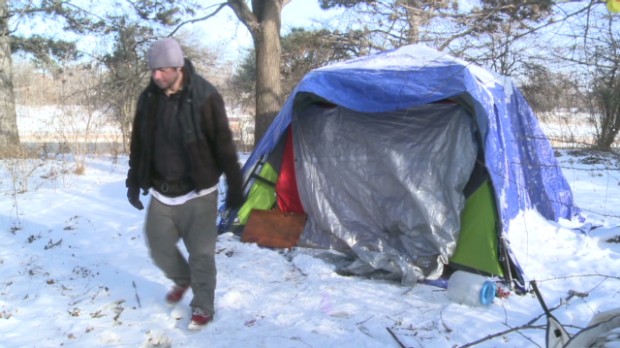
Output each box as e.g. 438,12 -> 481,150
132,281 -> 141,308
456,323 -> 546,348
386,327 -> 407,348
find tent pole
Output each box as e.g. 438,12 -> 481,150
499,235 -> 514,290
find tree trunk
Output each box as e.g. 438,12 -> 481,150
594,101 -> 620,152
0,0 -> 21,157
228,0 -> 285,147
591,69 -> 620,152
253,3 -> 282,145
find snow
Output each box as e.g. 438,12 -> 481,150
1,150 -> 619,348
319,45 -> 508,93
318,45 -> 456,70
15,105 -> 121,146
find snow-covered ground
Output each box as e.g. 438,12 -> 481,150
0,149 -> 619,348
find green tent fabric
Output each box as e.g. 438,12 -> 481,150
236,163 -> 278,225
450,180 -> 504,276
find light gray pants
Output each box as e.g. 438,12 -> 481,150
145,191 -> 218,316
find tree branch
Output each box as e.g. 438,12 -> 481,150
227,0 -> 260,36
169,3 -> 228,37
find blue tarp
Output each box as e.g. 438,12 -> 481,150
222,45 -> 580,286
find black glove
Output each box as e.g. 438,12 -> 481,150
225,189 -> 244,210
127,186 -> 144,210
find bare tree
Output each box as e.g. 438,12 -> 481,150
539,4 -> 620,151
101,21 -> 152,153
520,64 -> 580,115
319,1 -> 558,64
230,27 -> 366,113
1,0 -> 90,156
585,18 -> 620,151
0,0 -> 20,156
225,0 -> 287,145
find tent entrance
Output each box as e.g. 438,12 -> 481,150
451,179 -> 504,276
289,101 -> 501,285
234,100 -> 506,285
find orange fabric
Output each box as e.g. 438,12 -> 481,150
241,209 -> 306,248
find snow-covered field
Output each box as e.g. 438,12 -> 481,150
0,148 -> 619,347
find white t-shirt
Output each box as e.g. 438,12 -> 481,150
150,185 -> 217,206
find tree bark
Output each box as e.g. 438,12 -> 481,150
594,93 -> 620,152
228,0 -> 285,146
0,0 -> 21,156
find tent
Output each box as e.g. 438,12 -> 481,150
218,45 -> 580,290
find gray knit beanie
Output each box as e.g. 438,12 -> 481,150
147,38 -> 184,69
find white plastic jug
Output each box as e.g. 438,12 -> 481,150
446,270 -> 496,307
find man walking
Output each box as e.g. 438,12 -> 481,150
125,38 -> 243,329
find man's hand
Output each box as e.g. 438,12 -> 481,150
226,189 -> 244,210
127,186 -> 144,210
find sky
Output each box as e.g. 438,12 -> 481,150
1,146 -> 620,347
187,1 -> 344,61
10,0 -> 344,64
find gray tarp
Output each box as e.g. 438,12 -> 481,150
293,102 -> 478,285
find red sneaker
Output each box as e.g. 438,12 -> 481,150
165,285 -> 189,304
189,308 -> 212,330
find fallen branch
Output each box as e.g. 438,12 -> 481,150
44,238 -> 62,250
132,281 -> 141,308
457,323 -> 546,348
458,275 -> 617,347
386,327 -> 407,348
